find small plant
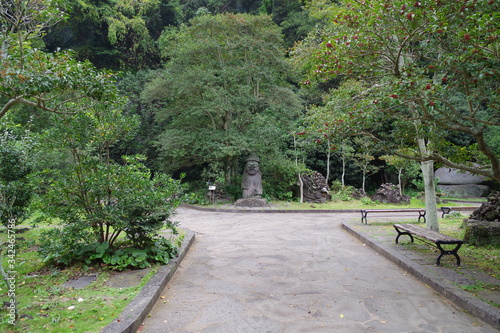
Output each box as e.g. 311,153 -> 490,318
360,196 -> 376,205
445,211 -> 464,219
330,185 -> 356,201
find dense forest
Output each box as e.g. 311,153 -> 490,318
1,0 -> 499,263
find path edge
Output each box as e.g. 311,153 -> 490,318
101,229 -> 196,333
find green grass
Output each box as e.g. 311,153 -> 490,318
0,227 -> 167,333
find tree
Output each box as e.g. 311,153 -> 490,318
380,153 -> 420,195
143,13 -> 302,183
0,0 -> 119,121
292,0 -> 500,230
0,130 -> 32,226
295,0 -> 500,182
351,136 -> 380,194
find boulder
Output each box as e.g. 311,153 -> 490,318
463,220 -> 500,246
435,167 -> 487,185
469,192 -> 500,221
437,184 -> 490,198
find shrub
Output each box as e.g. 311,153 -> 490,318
329,180 -> 356,201
37,156 -> 184,269
360,196 -> 377,205
261,158 -> 299,200
39,233 -> 180,270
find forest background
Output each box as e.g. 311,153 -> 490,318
1,0 -> 499,235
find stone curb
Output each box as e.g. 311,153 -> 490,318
341,221 -> 500,331
182,203 -> 360,214
182,203 -> 478,214
101,229 -> 196,333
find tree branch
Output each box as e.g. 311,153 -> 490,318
0,97 -> 78,120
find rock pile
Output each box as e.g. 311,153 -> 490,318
463,191 -> 500,246
300,171 -> 330,204
370,183 -> 410,204
469,192 -> 500,222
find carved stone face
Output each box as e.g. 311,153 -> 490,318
245,161 -> 259,175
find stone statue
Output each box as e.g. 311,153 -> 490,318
236,153 -> 267,207
241,153 -> 262,198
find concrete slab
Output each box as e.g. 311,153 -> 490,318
63,275 -> 97,289
105,269 -> 150,288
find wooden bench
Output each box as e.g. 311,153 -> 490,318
360,209 -> 426,224
393,223 -> 464,266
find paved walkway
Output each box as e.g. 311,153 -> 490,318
138,207 -> 498,332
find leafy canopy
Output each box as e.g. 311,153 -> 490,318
293,0 -> 500,182
0,0 -> 119,120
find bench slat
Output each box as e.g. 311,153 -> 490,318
394,224 -> 461,243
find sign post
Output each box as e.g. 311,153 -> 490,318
208,185 -> 216,204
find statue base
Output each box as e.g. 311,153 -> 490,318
235,198 -> 268,208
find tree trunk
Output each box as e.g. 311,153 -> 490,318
298,172 -> 304,203
293,134 -> 304,203
361,168 -> 367,194
341,156 -> 346,187
224,157 -> 232,184
326,139 -> 331,184
417,138 -> 439,231
398,168 -> 403,196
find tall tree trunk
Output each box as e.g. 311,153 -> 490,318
417,138 -> 439,231
398,168 -> 403,196
341,156 -> 346,187
224,157 -> 232,184
326,139 -> 331,184
361,168 -> 367,194
293,134 -> 304,203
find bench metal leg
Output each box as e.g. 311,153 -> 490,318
440,207 -> 451,218
435,242 -> 463,266
418,211 -> 426,223
393,226 -> 414,244
360,210 -> 368,224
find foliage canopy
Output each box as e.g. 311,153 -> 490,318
292,0 -> 500,182
144,13 -> 302,182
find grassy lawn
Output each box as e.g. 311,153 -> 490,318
0,226 -> 170,333
393,216 -> 500,278
439,217 -> 500,278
